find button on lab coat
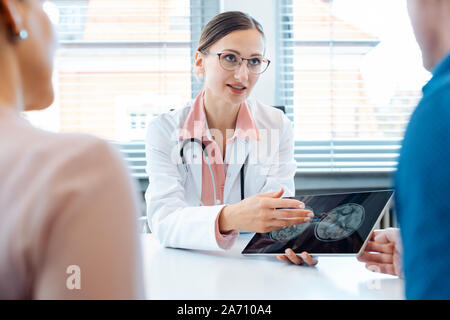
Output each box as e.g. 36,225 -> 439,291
145,99 -> 296,251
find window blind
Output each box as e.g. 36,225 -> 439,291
27,0 -> 219,143
276,0 -> 431,173
24,0 -> 219,178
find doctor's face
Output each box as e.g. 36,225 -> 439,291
198,28 -> 265,107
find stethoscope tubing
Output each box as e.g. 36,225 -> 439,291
179,138 -> 245,205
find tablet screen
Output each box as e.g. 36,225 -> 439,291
242,190 -> 394,255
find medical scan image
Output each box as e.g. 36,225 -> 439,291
270,207 -> 314,242
314,203 -> 365,242
242,191 -> 393,255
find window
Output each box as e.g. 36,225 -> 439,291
27,0 -> 219,143
277,0 -> 431,173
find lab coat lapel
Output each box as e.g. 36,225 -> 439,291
224,138 -> 253,203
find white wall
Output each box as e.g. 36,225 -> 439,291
221,0 -> 277,107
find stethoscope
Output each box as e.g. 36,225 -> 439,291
179,138 -> 245,205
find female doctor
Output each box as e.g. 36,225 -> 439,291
145,11 -> 317,266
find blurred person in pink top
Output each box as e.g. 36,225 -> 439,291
0,0 -> 143,299
145,11 -> 317,266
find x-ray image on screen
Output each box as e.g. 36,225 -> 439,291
270,204 -> 365,243
242,190 -> 393,255
315,203 -> 365,242
270,206 -> 314,242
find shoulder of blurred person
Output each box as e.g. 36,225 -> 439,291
395,52 -> 450,300
0,110 -> 144,299
0,0 -> 144,299
396,0 -> 450,300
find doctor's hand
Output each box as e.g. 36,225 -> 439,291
277,249 -> 318,266
218,189 -> 314,234
357,228 -> 403,278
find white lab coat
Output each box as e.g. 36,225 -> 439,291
145,99 -> 296,251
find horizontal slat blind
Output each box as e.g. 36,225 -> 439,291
277,0 -> 431,173
111,141 -> 147,178
26,0 -> 219,145
23,0 -> 219,178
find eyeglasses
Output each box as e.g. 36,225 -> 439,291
203,50 -> 271,75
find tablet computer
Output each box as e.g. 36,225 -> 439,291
241,190 -> 394,257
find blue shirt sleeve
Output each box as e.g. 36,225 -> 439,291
395,85 -> 450,299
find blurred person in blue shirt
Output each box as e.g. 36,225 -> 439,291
358,0 -> 450,299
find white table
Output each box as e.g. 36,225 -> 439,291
141,233 -> 405,300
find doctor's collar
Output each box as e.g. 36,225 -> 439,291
178,91 -> 260,142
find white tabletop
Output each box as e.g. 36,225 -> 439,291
141,233 -> 405,300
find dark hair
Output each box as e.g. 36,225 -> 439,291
197,11 -> 265,53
